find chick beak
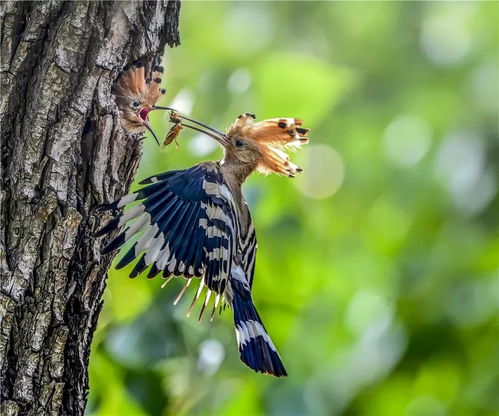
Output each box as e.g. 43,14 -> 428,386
143,120 -> 160,146
135,106 -> 160,146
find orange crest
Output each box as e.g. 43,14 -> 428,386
227,114 -> 310,176
112,62 -> 166,109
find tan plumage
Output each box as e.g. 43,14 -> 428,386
163,111 -> 309,179
112,62 -> 166,140
226,113 -> 309,177
96,111 -> 309,377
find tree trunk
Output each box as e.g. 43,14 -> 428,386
0,1 -> 180,414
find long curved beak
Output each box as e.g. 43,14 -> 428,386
143,120 -> 160,146
153,106 -> 229,146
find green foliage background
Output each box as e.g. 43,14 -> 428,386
89,2 -> 498,415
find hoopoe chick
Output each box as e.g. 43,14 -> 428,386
112,62 -> 166,145
96,113 -> 309,377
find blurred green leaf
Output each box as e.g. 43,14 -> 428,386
90,2 -> 499,416
253,53 -> 353,125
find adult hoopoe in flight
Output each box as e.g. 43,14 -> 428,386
97,112 -> 309,377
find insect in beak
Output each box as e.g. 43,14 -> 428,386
140,106 -> 175,147
164,114 -> 183,147
154,106 -> 229,147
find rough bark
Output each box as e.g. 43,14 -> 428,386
0,1 -> 180,415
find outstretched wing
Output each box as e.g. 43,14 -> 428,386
96,162 -> 236,294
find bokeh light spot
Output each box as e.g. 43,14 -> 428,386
345,291 -> 393,335
168,88 -> 195,114
445,279 -> 498,327
420,4 -> 474,66
227,68 -> 252,94
188,133 -> 218,158
467,60 -> 498,114
223,4 -> 273,55
383,114 -> 432,168
197,339 -> 225,376
435,131 -> 496,214
294,144 -> 345,199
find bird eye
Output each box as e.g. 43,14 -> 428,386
132,101 -> 140,108
235,140 -> 244,147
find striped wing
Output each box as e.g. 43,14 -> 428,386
241,224 -> 257,288
96,162 -> 236,294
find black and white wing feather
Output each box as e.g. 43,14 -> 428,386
96,161 -> 287,377
241,223 -> 257,288
96,162 -> 236,294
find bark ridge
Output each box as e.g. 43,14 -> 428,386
0,1 -> 180,414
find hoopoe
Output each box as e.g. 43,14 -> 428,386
97,112 -> 309,377
112,61 -> 167,145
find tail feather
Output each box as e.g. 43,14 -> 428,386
232,288 -> 287,377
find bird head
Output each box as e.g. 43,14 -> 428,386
224,113 -> 309,177
165,112 -> 309,178
112,62 -> 167,145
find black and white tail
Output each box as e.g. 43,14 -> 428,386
231,279 -> 287,377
